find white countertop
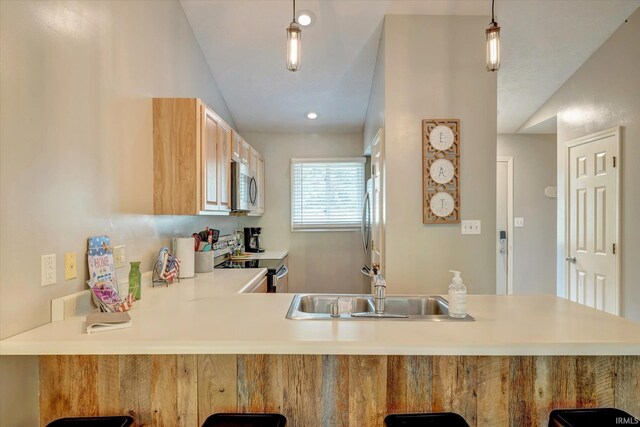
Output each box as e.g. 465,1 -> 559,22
239,250 -> 288,260
2,287 -> 640,356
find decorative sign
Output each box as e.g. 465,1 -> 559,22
423,119 -> 460,224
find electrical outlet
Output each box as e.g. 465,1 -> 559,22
41,254 -> 56,286
461,220 -> 481,235
64,252 -> 77,280
113,245 -> 126,269
515,217 -> 525,227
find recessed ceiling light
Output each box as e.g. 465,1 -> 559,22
297,10 -> 316,27
306,112 -> 318,120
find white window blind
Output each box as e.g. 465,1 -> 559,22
291,158 -> 365,231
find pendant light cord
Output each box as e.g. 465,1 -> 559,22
293,0 -> 296,22
491,0 -> 496,25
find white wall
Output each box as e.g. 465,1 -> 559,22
363,25 -> 385,155
0,0 -> 241,340
498,134 -> 557,295
382,15 -> 497,294
522,9 -> 640,321
240,133 -> 365,294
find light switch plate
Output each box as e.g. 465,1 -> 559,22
113,245 -> 126,269
461,220 -> 481,235
64,252 -> 77,280
515,217 -> 525,228
41,254 -> 56,286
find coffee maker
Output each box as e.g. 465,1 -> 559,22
244,227 -> 265,253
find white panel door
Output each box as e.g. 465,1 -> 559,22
566,128 -> 620,315
370,129 -> 385,274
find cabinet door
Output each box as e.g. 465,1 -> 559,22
218,122 -> 232,211
201,106 -> 219,211
249,147 -> 258,177
231,131 -> 242,162
256,154 -> 265,214
251,276 -> 268,293
241,140 -> 251,165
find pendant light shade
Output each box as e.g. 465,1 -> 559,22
286,22 -> 301,72
286,0 -> 301,72
486,0 -> 500,72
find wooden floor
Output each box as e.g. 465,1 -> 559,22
40,355 -> 640,427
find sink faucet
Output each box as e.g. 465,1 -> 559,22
371,263 -> 386,314
350,263 -> 408,319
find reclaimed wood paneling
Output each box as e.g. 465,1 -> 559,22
321,355 -> 349,427
386,355 -> 432,414
176,355 -> 198,427
39,355 -> 640,427
197,354 -> 237,425
575,356 -> 597,406
40,355 -> 99,426
97,355 -> 120,416
119,355 -> 152,426
615,355 -> 640,417
594,355 -> 616,407
509,355 -> 538,427
237,354 -> 283,413
282,355 -> 323,426
348,355 -> 387,426
533,356 -> 552,426
150,355 -> 177,426
551,356 -> 577,409
433,356 -> 477,425
476,356 -> 509,427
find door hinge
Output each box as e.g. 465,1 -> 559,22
613,243 -> 616,254
613,156 -> 616,167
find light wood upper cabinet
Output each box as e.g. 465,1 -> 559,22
241,140 -> 251,165
217,119 -> 232,211
231,131 -> 242,162
153,98 -> 231,215
201,106 -> 219,211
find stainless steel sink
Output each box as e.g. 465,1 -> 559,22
286,294 -> 474,321
383,296 -> 449,316
296,295 -> 374,315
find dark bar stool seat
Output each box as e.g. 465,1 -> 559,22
202,413 -> 287,427
46,416 -> 134,427
385,412 -> 469,427
549,408 -> 639,427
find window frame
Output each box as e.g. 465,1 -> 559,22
290,157 -> 366,232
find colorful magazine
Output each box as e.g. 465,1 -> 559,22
87,236 -> 134,312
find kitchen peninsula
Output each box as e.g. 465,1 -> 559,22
2,277 -> 639,427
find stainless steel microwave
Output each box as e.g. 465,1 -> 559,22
231,161 -> 256,213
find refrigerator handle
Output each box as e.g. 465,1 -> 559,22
361,191 -> 370,254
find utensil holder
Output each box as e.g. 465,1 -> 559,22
195,251 -> 214,273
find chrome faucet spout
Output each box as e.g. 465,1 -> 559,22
372,273 -> 387,314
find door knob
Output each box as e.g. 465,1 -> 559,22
566,256 -> 576,264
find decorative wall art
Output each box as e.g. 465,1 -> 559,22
422,119 -> 461,224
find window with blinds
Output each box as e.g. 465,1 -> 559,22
291,158 -> 365,231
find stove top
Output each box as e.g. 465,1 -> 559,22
215,258 -> 284,272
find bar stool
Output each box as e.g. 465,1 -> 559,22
46,416 -> 134,427
385,412 -> 469,427
202,413 -> 287,427
549,408 -> 639,427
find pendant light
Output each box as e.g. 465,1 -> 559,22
286,0 -> 301,72
486,0 -> 500,72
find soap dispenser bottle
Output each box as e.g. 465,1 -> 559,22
448,270 -> 467,318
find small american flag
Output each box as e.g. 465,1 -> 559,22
162,253 -> 181,284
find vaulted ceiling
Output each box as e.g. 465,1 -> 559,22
180,0 -> 639,134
